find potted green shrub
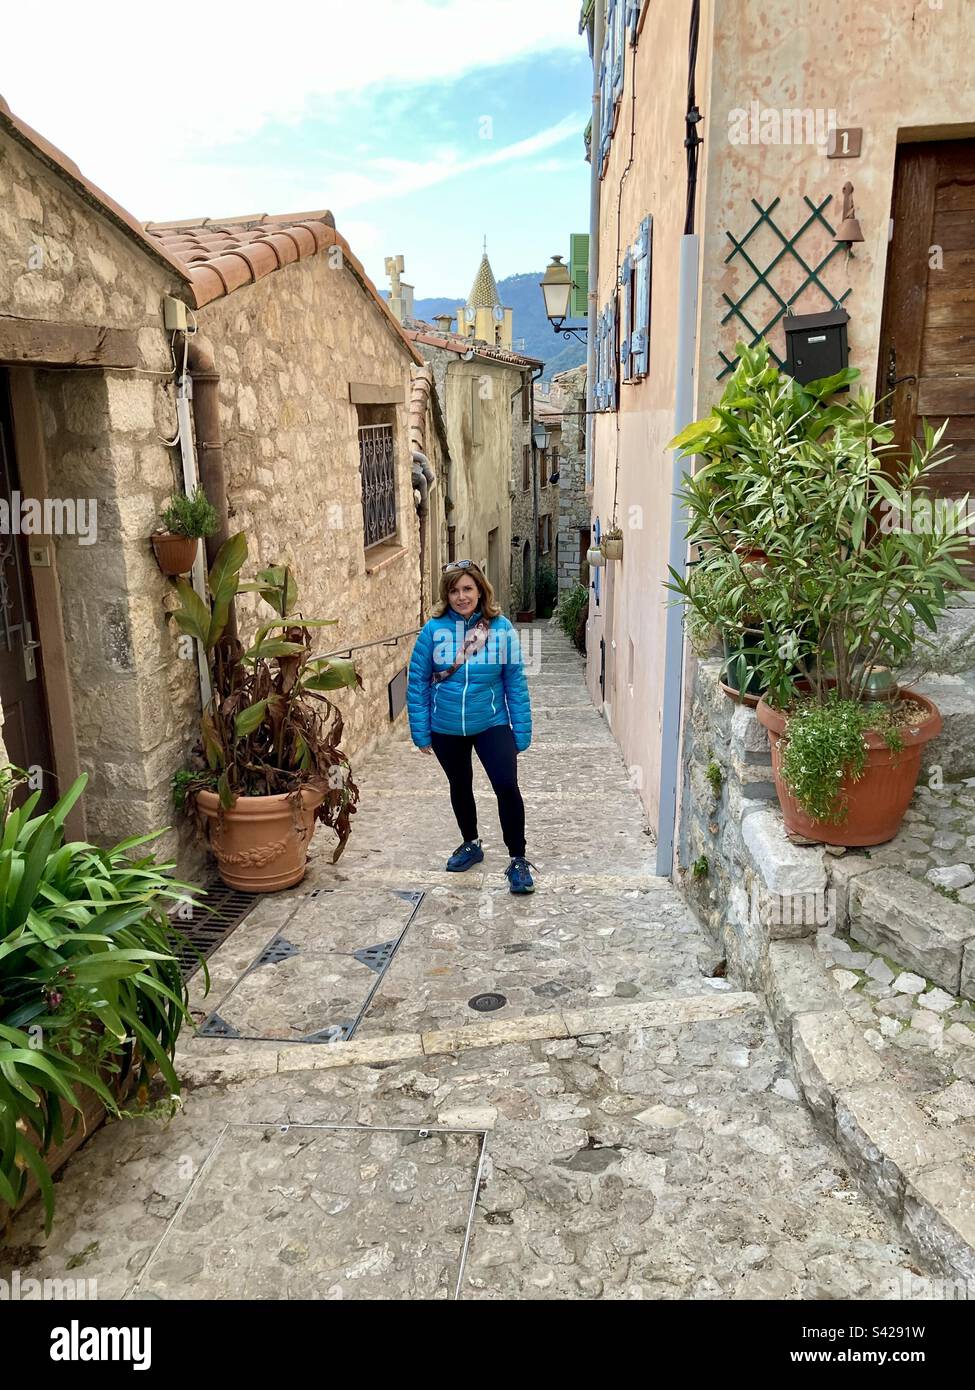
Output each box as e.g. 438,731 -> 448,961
670,346 -> 971,845
172,534 -> 361,890
0,767 -> 197,1230
152,485 -> 218,577
600,525 -> 624,561
536,559 -> 558,619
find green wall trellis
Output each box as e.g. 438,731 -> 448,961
718,194 -> 852,379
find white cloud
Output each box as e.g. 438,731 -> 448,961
1,0 -> 582,198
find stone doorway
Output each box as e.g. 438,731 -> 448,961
0,368 -> 56,808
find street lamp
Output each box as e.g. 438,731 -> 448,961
540,255 -> 587,343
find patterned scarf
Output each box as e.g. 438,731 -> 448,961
431,615 -> 491,684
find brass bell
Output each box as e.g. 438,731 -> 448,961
834,181 -> 864,244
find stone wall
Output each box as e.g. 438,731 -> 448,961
183,255 -> 427,786
415,344 -> 516,608
550,366 -> 588,594
677,655 -> 828,989
0,129 -> 185,330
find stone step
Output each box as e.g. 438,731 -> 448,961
913,669 -> 975,782
764,938 -> 975,1283
845,866 -> 975,1000
910,596 -> 975,676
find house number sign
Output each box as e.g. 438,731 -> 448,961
827,127 -> 863,158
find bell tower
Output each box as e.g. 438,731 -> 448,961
456,238 -> 512,348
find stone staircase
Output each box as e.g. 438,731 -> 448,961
837,594 -> 975,1001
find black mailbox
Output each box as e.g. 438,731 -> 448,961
782,307 -> 850,386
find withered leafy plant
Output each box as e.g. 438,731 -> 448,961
171,533 -> 361,861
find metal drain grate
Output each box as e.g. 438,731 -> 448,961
468,993 -> 507,1013
354,940 -> 396,973
170,881 -> 259,981
258,936 -> 300,966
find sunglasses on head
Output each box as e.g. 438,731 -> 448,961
442,559 -> 478,573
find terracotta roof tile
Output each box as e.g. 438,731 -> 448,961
145,210 -> 422,364
402,324 -> 542,369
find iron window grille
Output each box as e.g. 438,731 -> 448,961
358,423 -> 397,548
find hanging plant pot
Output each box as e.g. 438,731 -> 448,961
151,532 -> 199,577
756,690 -> 942,846
600,534 -> 624,561
586,545 -> 605,569
196,784 -> 325,892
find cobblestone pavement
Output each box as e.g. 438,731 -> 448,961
0,623 -> 939,1299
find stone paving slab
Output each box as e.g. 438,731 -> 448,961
354,884 -> 720,1037
0,1010 -> 936,1301
131,1125 -> 481,1300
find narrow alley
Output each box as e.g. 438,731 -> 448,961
0,624 -> 932,1300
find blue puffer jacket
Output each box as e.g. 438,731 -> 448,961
407,608 -> 532,752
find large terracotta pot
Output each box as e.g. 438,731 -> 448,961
196,784 -> 324,891
756,689 -> 942,846
151,532 -> 199,576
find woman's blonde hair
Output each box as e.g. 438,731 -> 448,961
433,561 -> 502,619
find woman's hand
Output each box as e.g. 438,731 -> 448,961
418,745 -> 433,756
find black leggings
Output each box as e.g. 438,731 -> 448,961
430,724 -> 527,858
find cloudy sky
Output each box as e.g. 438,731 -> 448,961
2,0 -> 592,298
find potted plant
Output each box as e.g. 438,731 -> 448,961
536,559 -> 558,619
586,544 -> 605,569
152,486 -> 218,577
600,526 -> 624,561
172,534 -> 361,891
509,578 -> 536,623
0,767 -> 197,1230
670,346 -> 972,845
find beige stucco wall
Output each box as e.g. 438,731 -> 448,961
587,0 -> 974,843
587,0 -> 703,830
699,0 -> 975,393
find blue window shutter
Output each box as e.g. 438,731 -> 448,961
612,0 -> 625,96
632,216 -> 652,377
608,295 -> 618,407
626,0 -> 641,42
619,252 -> 632,381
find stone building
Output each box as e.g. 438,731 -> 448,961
537,364 -> 588,596
576,0 -> 975,873
0,97 -> 446,866
387,246 -> 541,613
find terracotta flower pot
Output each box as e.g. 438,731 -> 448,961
196,784 -> 325,892
756,689 -> 942,846
152,532 -> 199,577
516,609 -> 536,623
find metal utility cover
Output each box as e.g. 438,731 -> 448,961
130,1124 -> 482,1300
197,887 -> 422,1044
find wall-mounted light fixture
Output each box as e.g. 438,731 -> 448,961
540,255 -> 588,343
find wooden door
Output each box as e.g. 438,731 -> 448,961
0,371 -> 57,809
879,141 -> 975,522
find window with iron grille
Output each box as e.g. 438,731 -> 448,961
358,423 -> 397,548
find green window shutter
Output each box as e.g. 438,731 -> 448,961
569,234 -> 589,320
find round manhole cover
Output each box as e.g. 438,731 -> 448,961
468,992 -> 508,1013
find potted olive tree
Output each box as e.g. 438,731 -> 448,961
669,345 -> 972,846
172,534 -> 361,890
152,486 -> 218,577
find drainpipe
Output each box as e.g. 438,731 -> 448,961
584,0 -> 605,492
182,331 -> 236,641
